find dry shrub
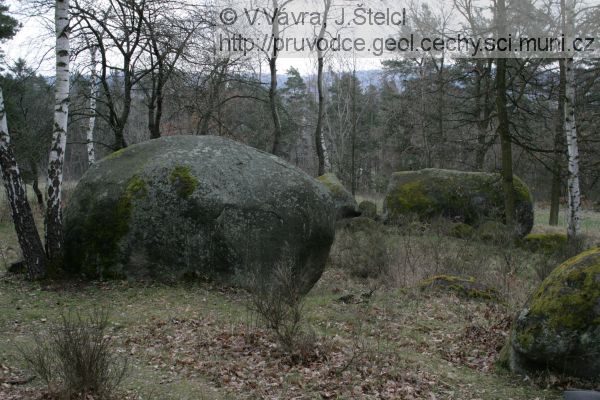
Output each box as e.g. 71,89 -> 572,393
532,234 -> 591,282
245,257 -> 318,363
329,216 -> 542,306
329,217 -> 486,287
329,226 -> 390,279
19,309 -> 128,399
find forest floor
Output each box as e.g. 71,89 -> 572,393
0,199 -> 599,399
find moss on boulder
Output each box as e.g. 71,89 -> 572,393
317,173 -> 360,220
507,248 -> 600,378
358,200 -> 378,219
383,169 -> 534,236
419,275 -> 500,300
519,233 -> 568,254
63,136 -> 336,293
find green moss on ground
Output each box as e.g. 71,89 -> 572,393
419,274 -> 500,300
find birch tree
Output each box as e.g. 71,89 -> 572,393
268,0 -> 293,157
45,0 -> 71,262
86,45 -> 97,166
314,0 -> 331,176
563,0 -> 581,239
0,3 -> 48,279
0,88 -> 47,279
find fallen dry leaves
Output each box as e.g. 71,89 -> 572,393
124,315 -> 441,399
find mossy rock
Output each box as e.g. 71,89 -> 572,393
418,275 -> 500,300
449,222 -> 475,239
519,233 -> 568,254
63,136 -> 336,293
317,173 -> 360,220
508,248 -> 600,378
335,216 -> 379,233
383,169 -> 534,236
358,201 -> 378,219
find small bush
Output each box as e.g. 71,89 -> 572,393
245,257 -> 317,361
329,227 -> 389,279
449,223 -> 475,239
358,201 -> 378,219
19,309 -> 128,399
532,234 -> 591,282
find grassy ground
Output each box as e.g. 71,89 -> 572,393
535,207 -> 600,238
1,193 -> 599,399
0,274 -> 562,399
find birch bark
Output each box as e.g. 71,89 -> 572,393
563,0 -> 581,239
86,46 -> 97,166
315,0 -> 331,176
0,88 -> 47,279
45,0 -> 70,262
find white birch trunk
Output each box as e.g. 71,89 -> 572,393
564,0 -> 581,239
315,0 -> 331,175
45,0 -> 70,261
565,58 -> 581,238
86,46 -> 97,166
0,87 -> 47,278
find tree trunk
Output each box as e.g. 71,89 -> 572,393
350,68 -> 357,195
0,88 -> 47,279
152,89 -> 163,138
148,100 -> 157,138
86,46 -> 97,166
269,2 -> 284,157
563,0 -> 581,239
473,60 -> 491,171
495,0 -> 515,225
147,69 -> 162,139
29,160 -> 44,211
418,62 -> 431,168
269,57 -> 283,156
314,0 -> 331,176
549,59 -> 566,226
45,0 -> 70,263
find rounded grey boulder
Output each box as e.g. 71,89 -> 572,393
316,173 -> 360,220
503,248 -> 600,379
63,136 -> 336,293
383,169 -> 534,236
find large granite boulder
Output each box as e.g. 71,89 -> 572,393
383,169 -> 534,235
63,136 -> 336,293
505,248 -> 600,378
317,173 -> 360,220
